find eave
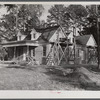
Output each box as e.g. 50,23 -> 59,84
1,40 -> 49,47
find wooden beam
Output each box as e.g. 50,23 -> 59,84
58,44 -> 68,65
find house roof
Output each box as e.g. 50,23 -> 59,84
75,35 -> 91,46
2,40 -> 49,47
1,26 -> 60,47
24,25 -> 60,41
37,25 -> 60,41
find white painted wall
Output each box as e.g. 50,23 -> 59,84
86,35 -> 97,47
46,44 -> 52,56
17,30 -> 26,41
30,29 -> 41,40
17,35 -> 26,41
68,27 -> 80,43
49,28 -> 66,42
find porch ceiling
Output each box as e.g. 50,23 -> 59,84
1,40 -> 49,47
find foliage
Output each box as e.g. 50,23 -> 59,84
47,5 -> 71,29
47,4 -> 88,32
0,4 -> 44,40
0,4 -> 44,60
81,5 -> 100,44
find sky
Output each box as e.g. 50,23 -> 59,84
0,7 -> 7,18
40,5 -> 52,21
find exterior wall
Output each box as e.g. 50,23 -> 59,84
17,31 -> 27,41
7,47 -> 14,60
49,29 -> 66,42
75,45 -> 97,64
34,46 -> 43,64
68,27 -> 80,36
17,35 -> 26,41
30,29 -> 41,40
46,44 -> 52,56
33,44 -> 52,65
75,45 -> 87,64
86,35 -> 97,47
68,32 -> 74,43
68,27 -> 80,43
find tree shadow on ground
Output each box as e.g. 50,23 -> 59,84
45,66 -> 100,90
6,64 -> 37,71
45,67 -> 82,89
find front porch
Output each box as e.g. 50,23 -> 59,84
2,40 -> 40,62
1,40 -> 49,65
7,46 -> 36,61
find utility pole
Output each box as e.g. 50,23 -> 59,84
73,25 -> 76,64
96,5 -> 100,69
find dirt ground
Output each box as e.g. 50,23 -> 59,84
0,64 -> 100,90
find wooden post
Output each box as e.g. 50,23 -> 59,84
27,46 -> 29,55
57,30 -> 59,65
14,47 -> 16,59
96,5 -> 100,68
73,26 -> 76,64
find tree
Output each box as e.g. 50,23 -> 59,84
47,4 -> 88,32
47,5 -> 71,29
0,4 -> 44,40
0,4 -> 44,60
81,5 -> 100,43
67,5 -> 88,20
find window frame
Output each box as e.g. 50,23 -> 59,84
43,46 -> 46,57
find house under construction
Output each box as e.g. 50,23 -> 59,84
1,25 -> 97,66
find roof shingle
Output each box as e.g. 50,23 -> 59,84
75,35 -> 91,46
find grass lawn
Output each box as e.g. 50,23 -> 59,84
0,64 -> 83,90
0,64 -> 100,90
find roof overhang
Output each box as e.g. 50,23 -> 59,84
1,40 -> 49,47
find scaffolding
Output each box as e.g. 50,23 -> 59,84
46,26 -> 98,66
46,26 -> 75,66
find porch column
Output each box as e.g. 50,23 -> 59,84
27,46 -> 29,55
14,46 -> 16,59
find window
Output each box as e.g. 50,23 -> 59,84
33,48 -> 35,56
43,46 -> 46,56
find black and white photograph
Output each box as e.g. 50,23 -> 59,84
0,1 -> 100,93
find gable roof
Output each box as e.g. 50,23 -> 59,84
37,25 -> 60,41
24,25 -> 60,41
75,35 -> 91,46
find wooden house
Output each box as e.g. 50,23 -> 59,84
75,34 -> 97,64
1,25 -> 97,65
1,26 -> 66,65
